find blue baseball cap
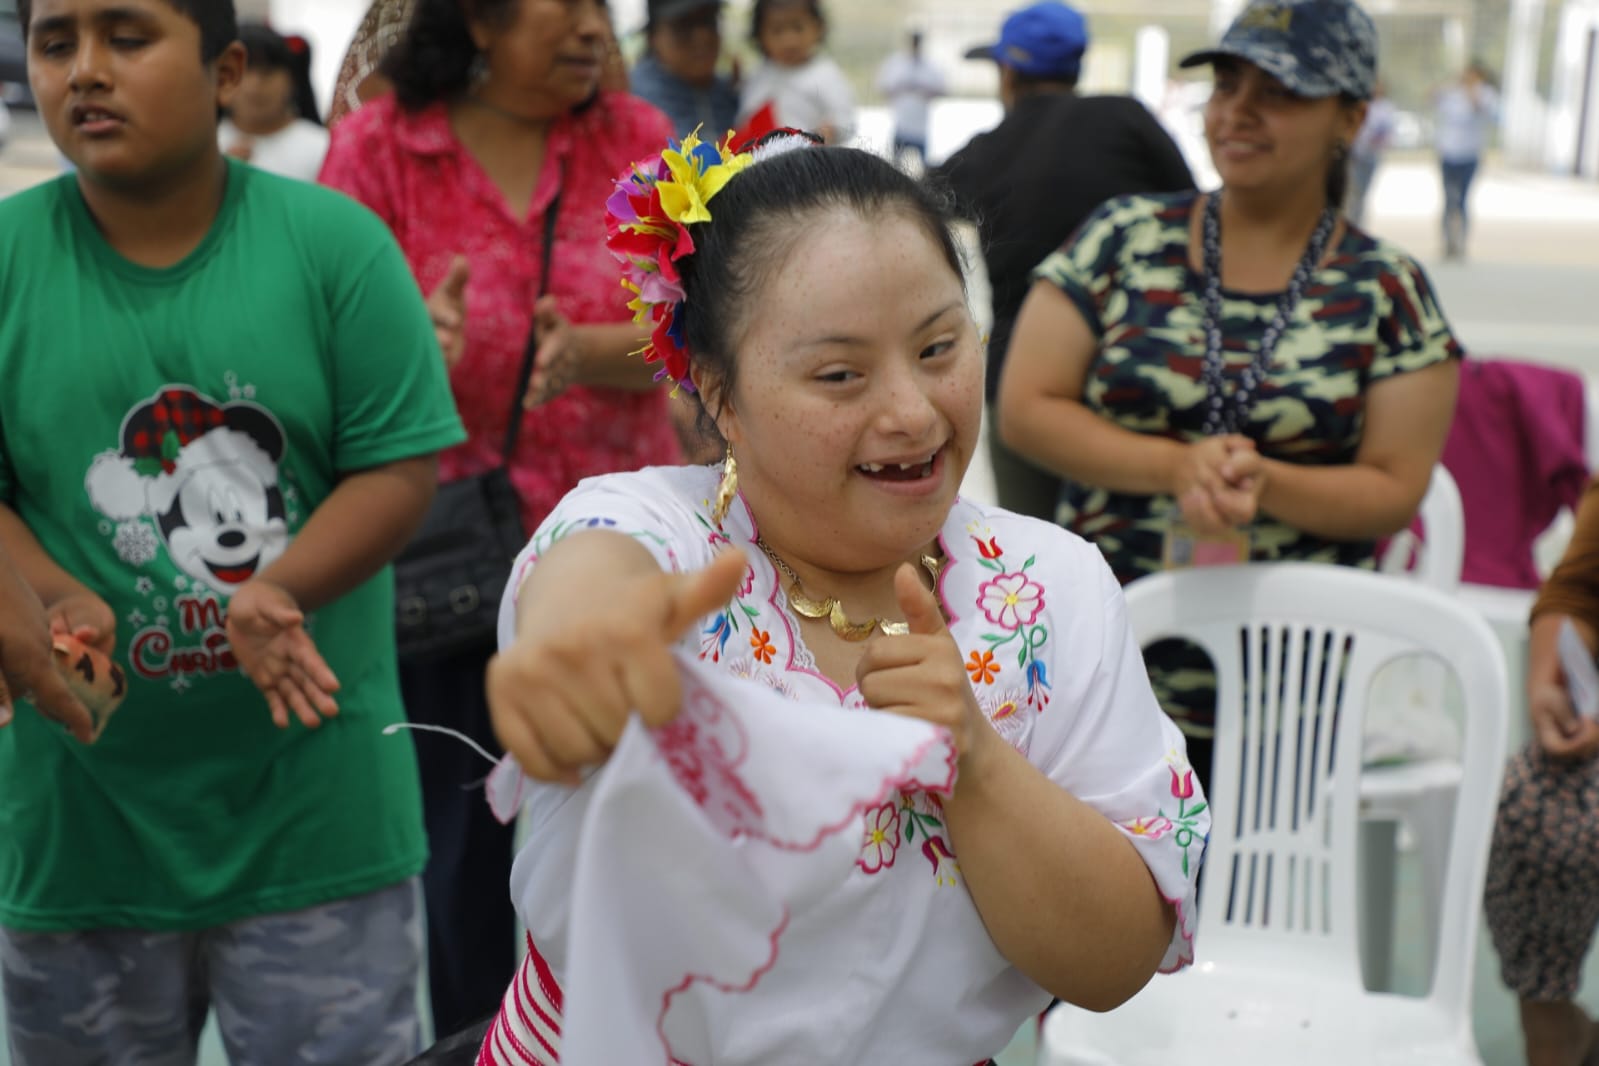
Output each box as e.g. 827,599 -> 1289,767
964,1 -> 1090,81
1179,0 -> 1377,100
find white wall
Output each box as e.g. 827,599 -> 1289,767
1548,0 -> 1599,178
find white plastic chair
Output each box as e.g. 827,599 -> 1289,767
1039,564 -> 1507,1066
1377,464 -> 1464,593
1364,464 -> 1469,986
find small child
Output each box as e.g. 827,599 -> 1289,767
220,22 -> 330,182
737,0 -> 856,144
1,0 -> 463,1061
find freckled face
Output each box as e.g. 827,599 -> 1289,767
714,209 -> 983,573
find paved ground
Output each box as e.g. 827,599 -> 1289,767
4,107 -> 1599,1065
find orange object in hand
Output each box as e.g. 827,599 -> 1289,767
50,635 -> 127,742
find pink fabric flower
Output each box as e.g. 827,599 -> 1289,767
1122,815 -> 1175,840
978,573 -> 1045,630
921,835 -> 959,887
858,802 -> 901,874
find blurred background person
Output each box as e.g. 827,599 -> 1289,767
221,23 -> 329,182
319,0 -> 680,1035
631,0 -> 739,139
1484,478 -> 1599,1066
1436,59 -> 1500,261
1345,77 -> 1395,229
936,0 -> 1194,522
876,29 -> 945,172
997,0 -> 1461,780
738,0 -> 854,144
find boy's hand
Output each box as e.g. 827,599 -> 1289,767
0,569 -> 95,742
427,256 -> 471,370
226,579 -> 341,730
856,564 -> 987,766
487,549 -> 747,784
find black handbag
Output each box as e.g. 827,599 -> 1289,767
393,191 -> 562,660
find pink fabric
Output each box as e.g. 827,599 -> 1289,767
1442,358 -> 1589,589
319,93 -> 683,531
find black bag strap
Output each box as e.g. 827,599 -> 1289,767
500,173 -> 564,462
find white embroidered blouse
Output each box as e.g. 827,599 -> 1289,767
483,465 -> 1208,1065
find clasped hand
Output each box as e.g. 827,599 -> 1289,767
1172,435 -> 1266,536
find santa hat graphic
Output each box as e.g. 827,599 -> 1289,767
86,387 -> 284,521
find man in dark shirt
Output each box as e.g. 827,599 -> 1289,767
936,0 -> 1195,520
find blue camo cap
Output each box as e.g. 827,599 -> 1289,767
964,1 -> 1090,81
1179,0 -> 1377,100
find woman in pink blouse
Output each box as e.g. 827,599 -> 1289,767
319,0 -> 682,1035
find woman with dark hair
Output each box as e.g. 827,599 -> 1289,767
318,0 -> 681,1036
221,24 -> 328,182
456,132 -> 1207,1065
998,0 -> 1462,781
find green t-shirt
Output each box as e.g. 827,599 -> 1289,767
0,161 -> 466,930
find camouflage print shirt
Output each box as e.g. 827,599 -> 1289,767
1033,191 -> 1463,740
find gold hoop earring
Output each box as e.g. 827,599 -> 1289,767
712,445 -> 739,526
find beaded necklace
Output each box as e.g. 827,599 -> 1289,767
1198,191 -> 1339,436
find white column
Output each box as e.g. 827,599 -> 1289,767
1133,25 -> 1171,112
1501,0 -> 1547,166
270,0 -> 369,115
1211,0 -> 1246,38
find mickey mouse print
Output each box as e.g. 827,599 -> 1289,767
86,385 -> 291,591
83,386 -> 295,694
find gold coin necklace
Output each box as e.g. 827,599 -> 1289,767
755,537 -> 944,642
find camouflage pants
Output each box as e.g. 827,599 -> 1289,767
0,878 -> 423,1066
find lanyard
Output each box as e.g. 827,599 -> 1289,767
1198,192 -> 1339,436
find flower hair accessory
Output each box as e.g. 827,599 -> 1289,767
605,128 -> 821,392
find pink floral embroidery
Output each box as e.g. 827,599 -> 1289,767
655,688 -> 763,836
1122,815 -> 1175,840
922,836 -> 959,887
858,802 -> 901,873
978,572 -> 1046,631
968,525 -> 1052,710
1160,756 -> 1207,877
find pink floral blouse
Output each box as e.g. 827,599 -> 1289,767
319,92 -> 683,531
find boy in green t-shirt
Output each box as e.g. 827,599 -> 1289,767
0,0 -> 466,1061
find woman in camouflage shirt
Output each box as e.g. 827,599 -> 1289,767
997,0 -> 1462,778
